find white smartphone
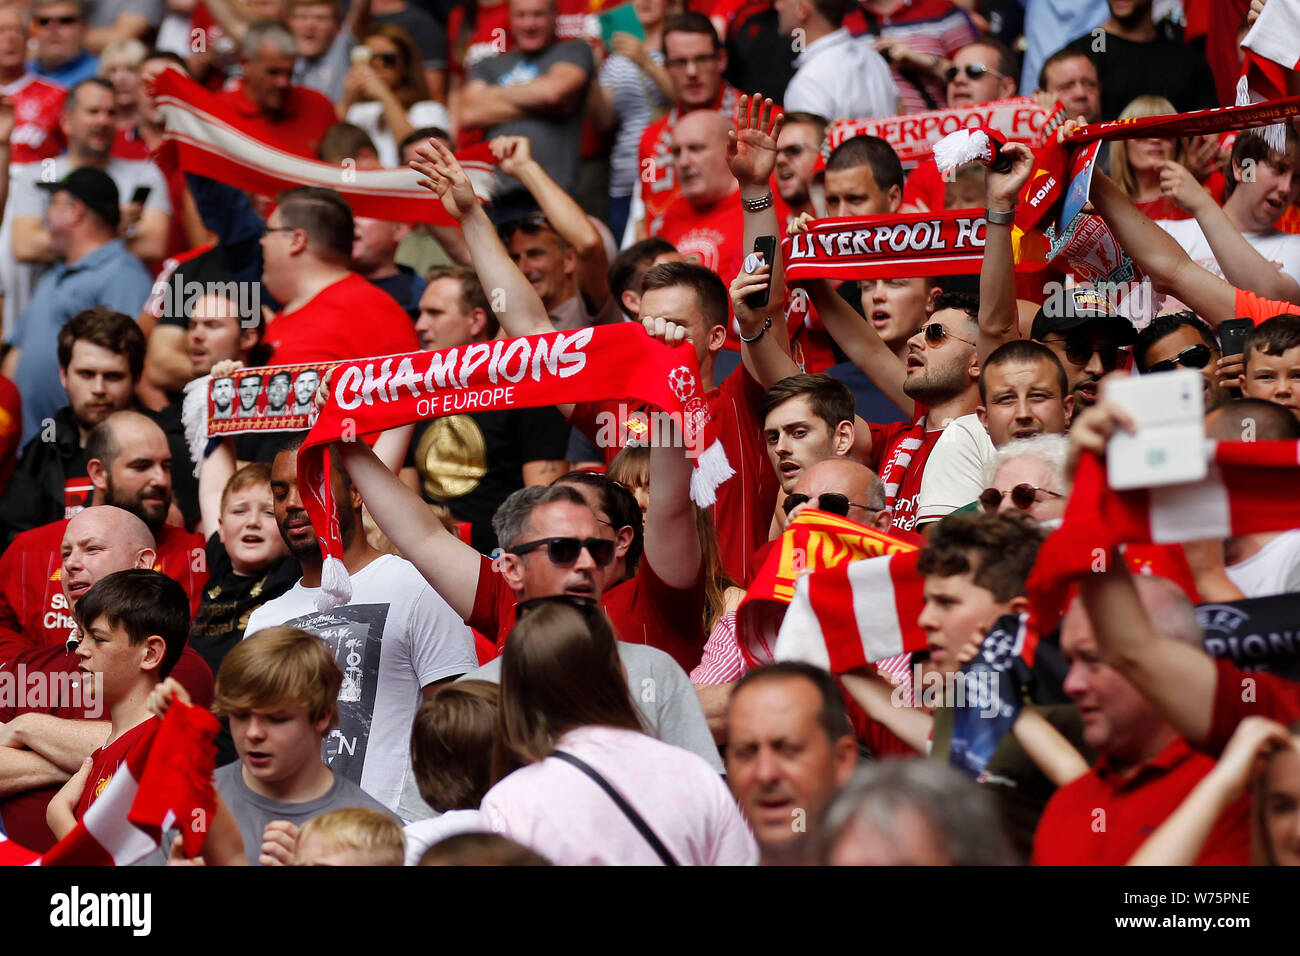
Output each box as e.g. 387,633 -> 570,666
1106,369 -> 1207,490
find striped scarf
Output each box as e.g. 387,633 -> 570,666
879,416 -> 928,512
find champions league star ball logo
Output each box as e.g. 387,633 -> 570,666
668,366 -> 696,402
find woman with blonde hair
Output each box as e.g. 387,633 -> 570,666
1108,94 -> 1201,221
480,599 -> 756,865
338,23 -> 449,167
98,37 -> 148,159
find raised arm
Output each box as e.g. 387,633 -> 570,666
979,142 -> 1035,363
839,669 -> 932,753
643,385 -> 702,589
729,95 -> 790,329
492,136 -> 610,311
199,437 -> 238,540
1090,170 -> 1237,327
1158,159 -> 1300,304
1010,706 -> 1089,787
804,273 -> 912,414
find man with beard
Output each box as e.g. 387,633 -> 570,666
243,436 -> 476,816
212,376 -> 236,420
265,372 -> 292,417
290,369 -> 319,416
237,373 -> 264,419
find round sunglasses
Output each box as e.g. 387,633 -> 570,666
979,484 -> 1064,513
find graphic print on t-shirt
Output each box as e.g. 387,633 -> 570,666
281,603 -> 388,786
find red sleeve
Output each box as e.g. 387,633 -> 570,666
1205,658 -> 1300,756
633,558 -> 707,671
867,419 -> 911,473
903,158 -> 946,213
1234,286 -> 1300,324
468,554 -> 514,645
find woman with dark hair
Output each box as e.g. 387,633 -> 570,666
338,23 -> 450,167
480,599 -> 756,865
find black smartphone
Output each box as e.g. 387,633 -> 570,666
130,185 -> 152,205
745,235 -> 778,309
1218,317 -> 1252,357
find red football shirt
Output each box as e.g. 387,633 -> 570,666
263,273 -> 421,365
468,553 -> 707,670
1032,736 -> 1251,865
215,79 -> 338,159
0,519 -> 209,666
75,717 -> 157,821
880,423 -> 942,535
1205,658 -> 1300,757
2,73 -> 66,164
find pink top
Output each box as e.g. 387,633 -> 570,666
479,726 -> 757,866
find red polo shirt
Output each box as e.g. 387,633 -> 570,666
215,79 -> 338,158
1031,735 -> 1251,866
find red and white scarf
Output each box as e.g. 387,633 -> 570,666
1237,0 -> 1300,151
827,96 -> 1049,168
149,67 -> 496,223
780,210 -> 997,281
299,324 -> 734,608
0,700 -> 219,866
878,417 -> 928,512
1027,443 -> 1300,626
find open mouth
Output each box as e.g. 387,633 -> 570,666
907,354 -> 925,371
1011,426 -> 1040,440
871,310 -> 891,329
68,581 -> 91,599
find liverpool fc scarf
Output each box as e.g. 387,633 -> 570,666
1027,443 -> 1300,627
827,96 -> 1050,168
149,67 -> 496,224
0,700 -> 219,866
780,210 -> 997,281
299,324 -> 734,608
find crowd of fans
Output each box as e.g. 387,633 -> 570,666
0,0 -> 1297,868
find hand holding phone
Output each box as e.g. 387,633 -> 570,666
744,235 -> 777,309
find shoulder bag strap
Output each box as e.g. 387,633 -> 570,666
551,750 -> 679,866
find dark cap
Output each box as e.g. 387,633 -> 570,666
37,167 -> 121,228
1031,286 -> 1137,345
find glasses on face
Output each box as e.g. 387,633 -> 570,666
1146,343 -> 1212,374
371,51 -> 401,67
782,492 -> 879,518
515,593 -> 600,619
915,323 -> 976,348
261,223 -> 297,237
1043,336 -> 1121,369
508,536 -> 616,567
978,484 -> 1063,513
777,143 -> 815,161
945,63 -> 1003,83
36,15 -> 80,26
498,212 -> 553,240
664,53 -> 718,71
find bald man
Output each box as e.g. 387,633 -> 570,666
0,414 -> 209,665
0,506 -> 215,852
656,110 -> 745,291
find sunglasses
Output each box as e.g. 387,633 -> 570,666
515,593 -> 600,618
777,143 -> 816,161
498,212 -> 553,239
1146,343 -> 1212,374
979,484 -> 1064,513
782,492 -> 878,518
371,51 -> 402,66
945,63 -> 1003,83
36,15 -> 80,25
508,536 -> 615,567
915,323 -> 976,347
1043,336 -> 1121,369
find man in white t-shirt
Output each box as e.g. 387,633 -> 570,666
244,435 -> 477,816
1158,126 -> 1300,287
776,0 -> 896,122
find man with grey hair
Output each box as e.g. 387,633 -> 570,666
979,433 -> 1069,527
216,19 -> 338,158
822,761 -> 1014,865
1033,572 -> 1253,865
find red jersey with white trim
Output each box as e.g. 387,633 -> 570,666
0,519 -> 208,666
75,717 -> 157,820
2,73 -> 66,163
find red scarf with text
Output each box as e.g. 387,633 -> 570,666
299,325 -> 734,607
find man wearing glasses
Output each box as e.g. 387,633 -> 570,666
1030,287 -> 1137,410
778,0 -> 897,124
27,0 -> 97,87
1134,311 -> 1229,412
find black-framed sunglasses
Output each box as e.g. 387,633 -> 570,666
979,484 -> 1063,513
371,51 -> 402,66
507,536 -> 615,567
777,143 -> 815,161
515,593 -> 600,619
498,212 -> 552,240
1043,336 -> 1121,369
36,14 -> 80,25
1146,343 -> 1212,374
783,492 -> 879,518
945,63 -> 1003,83
915,323 -> 976,347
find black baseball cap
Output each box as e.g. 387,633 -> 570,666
1030,286 -> 1137,345
37,167 -> 121,228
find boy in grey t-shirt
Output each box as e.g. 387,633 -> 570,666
212,626 -> 399,866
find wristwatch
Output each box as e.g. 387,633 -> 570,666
743,191 -> 774,213
985,206 -> 1016,226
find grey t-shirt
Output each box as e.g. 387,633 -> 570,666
10,155 -> 172,222
462,642 -> 725,774
296,28 -> 354,104
469,39 -> 592,200
215,761 -> 396,866
88,0 -> 164,28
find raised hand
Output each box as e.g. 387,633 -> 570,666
986,140 -> 1035,209
730,259 -> 771,335
1207,717 -> 1294,801
727,94 -> 783,189
146,677 -> 192,720
1158,159 -> 1211,215
641,314 -> 689,348
489,135 -> 533,179
410,137 -> 479,222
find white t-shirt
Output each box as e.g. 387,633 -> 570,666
915,413 -> 995,523
10,155 -> 172,221
480,725 -> 757,865
783,28 -> 898,123
346,99 -> 452,168
1157,217 -> 1300,286
403,809 -> 486,865
1226,529 -> 1300,598
243,554 -> 477,813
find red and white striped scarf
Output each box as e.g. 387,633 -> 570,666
149,67 -> 496,223
0,700 -> 219,866
878,417 -> 928,512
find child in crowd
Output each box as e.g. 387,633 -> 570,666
294,808 -> 405,866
